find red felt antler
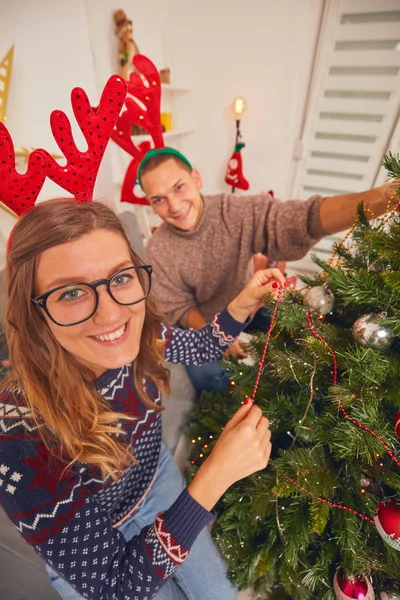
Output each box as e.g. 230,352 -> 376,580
0,123 -> 47,217
40,74 -> 127,201
119,137 -> 152,206
126,54 -> 164,149
111,108 -> 151,205
111,54 -> 164,205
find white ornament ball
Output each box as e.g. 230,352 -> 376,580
303,286 -> 334,315
352,314 -> 395,350
334,569 -> 375,600
360,477 -> 371,488
133,182 -> 146,199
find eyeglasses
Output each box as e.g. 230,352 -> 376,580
32,265 -> 152,327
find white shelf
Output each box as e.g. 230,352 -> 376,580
132,128 -> 194,143
161,83 -> 190,93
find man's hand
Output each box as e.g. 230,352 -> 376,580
320,179 -> 400,235
383,179 -> 400,201
223,339 -> 248,359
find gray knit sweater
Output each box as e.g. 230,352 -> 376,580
146,193 -> 325,326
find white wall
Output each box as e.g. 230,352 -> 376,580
164,0 -> 323,196
0,0 -> 114,263
0,0 -> 323,260
84,0 -> 323,196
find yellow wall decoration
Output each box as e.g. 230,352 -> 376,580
0,45 -> 14,124
161,112 -> 172,132
0,46 -> 64,218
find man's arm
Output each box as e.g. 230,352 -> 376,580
320,182 -> 397,235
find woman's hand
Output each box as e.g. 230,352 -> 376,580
188,400 -> 272,511
223,338 -> 248,359
228,268 -> 286,323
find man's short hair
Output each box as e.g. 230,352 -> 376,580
138,147 -> 192,188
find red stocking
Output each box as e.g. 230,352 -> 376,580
225,142 -> 249,190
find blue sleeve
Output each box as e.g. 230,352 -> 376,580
0,435 -> 212,600
161,308 -> 249,366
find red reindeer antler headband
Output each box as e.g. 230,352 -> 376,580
111,54 -> 165,205
40,75 -> 127,201
0,75 -> 127,219
0,54 -> 164,224
0,127 -> 47,218
1,54 -> 165,253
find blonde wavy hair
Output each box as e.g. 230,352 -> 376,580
2,199 -> 170,479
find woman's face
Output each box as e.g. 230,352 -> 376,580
35,229 -> 146,378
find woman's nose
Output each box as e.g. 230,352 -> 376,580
92,286 -> 124,324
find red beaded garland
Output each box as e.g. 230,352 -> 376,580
251,287 -> 284,403
273,466 -> 374,524
305,313 -> 400,468
249,292 -> 375,524
249,294 -> 399,524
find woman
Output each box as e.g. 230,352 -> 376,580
0,199 -> 284,600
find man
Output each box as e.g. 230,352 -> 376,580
141,147 -> 396,392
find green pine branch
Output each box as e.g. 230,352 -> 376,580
186,155 -> 400,598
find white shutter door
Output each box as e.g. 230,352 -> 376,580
289,0 -> 400,276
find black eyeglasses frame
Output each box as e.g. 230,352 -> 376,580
31,265 -> 152,327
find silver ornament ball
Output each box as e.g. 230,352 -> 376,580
380,593 -> 400,600
352,314 -> 395,350
360,477 -> 371,488
303,286 -> 334,316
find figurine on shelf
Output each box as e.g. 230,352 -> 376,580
159,68 -> 171,84
113,9 -> 140,81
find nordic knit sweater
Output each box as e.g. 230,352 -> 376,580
146,192 -> 325,326
0,309 -> 245,600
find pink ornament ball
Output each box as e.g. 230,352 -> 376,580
333,569 -> 375,600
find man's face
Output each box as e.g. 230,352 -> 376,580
141,158 -> 204,231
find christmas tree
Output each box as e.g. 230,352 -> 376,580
187,155 -> 400,600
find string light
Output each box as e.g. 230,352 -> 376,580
273,466 -> 374,524
329,219 -> 359,268
328,193 -> 398,269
